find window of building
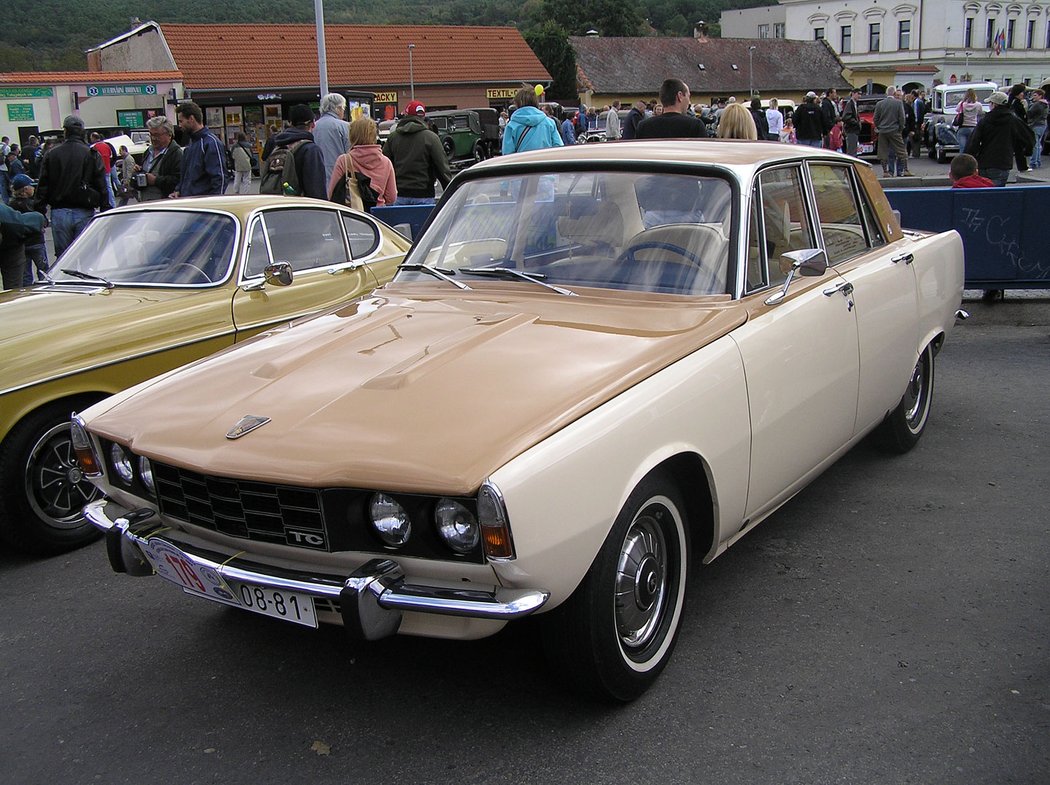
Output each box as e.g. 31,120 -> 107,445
1024,76 -> 1032,86
899,20 -> 911,49
774,22 -> 786,38
1046,19 -> 1050,49
1007,19 -> 1015,48
815,27 -> 825,40
986,19 -> 995,48
869,23 -> 881,51
965,17 -> 974,48
758,23 -> 770,39
1003,76 -> 1013,86
841,25 -> 853,53
1028,19 -> 1035,49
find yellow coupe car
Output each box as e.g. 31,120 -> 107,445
0,195 -> 409,555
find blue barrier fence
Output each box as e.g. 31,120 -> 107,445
373,187 -> 1050,290
886,185 -> 1050,289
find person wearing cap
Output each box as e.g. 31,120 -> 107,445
313,93 -> 350,184
964,90 -> 1036,187
172,101 -> 227,197
792,92 -> 825,147
7,173 -> 47,286
262,104 -> 327,199
33,114 -> 110,259
384,101 -> 452,205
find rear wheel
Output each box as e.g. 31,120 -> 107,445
0,404 -> 103,554
875,343 -> 935,454
541,472 -> 690,702
442,137 -> 455,160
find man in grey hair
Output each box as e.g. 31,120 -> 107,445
313,93 -> 350,182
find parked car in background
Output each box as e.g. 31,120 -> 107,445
0,196 -> 410,555
921,81 -> 998,162
427,109 -> 493,167
856,94 -> 885,158
78,141 -> 964,702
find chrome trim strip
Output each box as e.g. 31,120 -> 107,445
83,500 -> 549,622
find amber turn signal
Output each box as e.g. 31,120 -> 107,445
70,414 -> 103,478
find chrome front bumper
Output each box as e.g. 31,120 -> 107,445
84,499 -> 549,640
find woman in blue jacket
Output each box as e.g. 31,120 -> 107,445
502,87 -> 564,155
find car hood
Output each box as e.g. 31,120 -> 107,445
86,285 -> 746,495
0,285 -> 231,393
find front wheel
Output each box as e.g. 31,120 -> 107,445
541,473 -> 690,702
0,404 -> 103,554
875,343 -> 935,454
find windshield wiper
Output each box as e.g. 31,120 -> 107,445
398,263 -> 471,290
59,268 -> 114,289
461,267 -> 577,296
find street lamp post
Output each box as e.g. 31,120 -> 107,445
314,0 -> 328,98
749,45 -> 756,98
408,44 -> 416,101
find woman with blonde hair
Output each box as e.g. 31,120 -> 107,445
716,102 -> 758,140
327,117 -> 397,208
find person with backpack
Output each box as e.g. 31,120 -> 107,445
502,87 -> 563,155
259,104 -> 326,199
229,132 -> 254,194
171,101 -> 226,197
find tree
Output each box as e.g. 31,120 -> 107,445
524,22 -> 578,101
540,0 -> 644,37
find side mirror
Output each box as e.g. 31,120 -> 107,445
765,248 -> 828,306
263,261 -> 293,287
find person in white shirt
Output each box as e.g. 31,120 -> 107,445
605,101 -> 621,140
765,99 -> 784,142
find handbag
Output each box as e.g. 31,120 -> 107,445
952,110 -> 964,128
329,153 -> 364,211
354,172 -> 380,213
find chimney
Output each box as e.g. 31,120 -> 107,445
694,20 -> 708,41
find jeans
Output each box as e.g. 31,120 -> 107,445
798,138 -> 823,148
51,207 -> 95,258
982,168 -> 1009,187
21,243 -> 47,286
394,196 -> 436,206
1030,125 -> 1046,167
956,125 -> 975,156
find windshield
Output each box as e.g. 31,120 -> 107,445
53,210 -> 237,287
943,87 -> 996,110
398,170 -> 734,296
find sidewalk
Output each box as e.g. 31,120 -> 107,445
874,148 -> 1050,188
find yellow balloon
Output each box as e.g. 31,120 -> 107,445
534,84 -> 545,97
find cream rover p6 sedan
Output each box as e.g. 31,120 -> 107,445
75,141 -> 964,701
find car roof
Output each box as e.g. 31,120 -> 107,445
105,195 -> 338,219
471,138 -> 846,171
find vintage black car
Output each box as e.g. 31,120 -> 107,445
427,109 -> 500,167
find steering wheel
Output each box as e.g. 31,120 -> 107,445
168,262 -> 210,284
619,241 -> 703,267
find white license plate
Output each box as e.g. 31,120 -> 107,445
860,143 -> 874,153
140,538 -> 318,628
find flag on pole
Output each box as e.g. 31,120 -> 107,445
994,29 -> 1006,55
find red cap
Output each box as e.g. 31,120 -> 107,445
405,101 -> 426,116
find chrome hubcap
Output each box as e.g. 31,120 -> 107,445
615,509 -> 668,651
903,353 -> 929,429
25,422 -> 101,529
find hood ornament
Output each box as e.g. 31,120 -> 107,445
226,415 -> 271,440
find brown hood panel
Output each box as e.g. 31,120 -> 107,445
89,288 -> 746,494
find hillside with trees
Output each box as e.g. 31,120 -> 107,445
1,0 -> 768,97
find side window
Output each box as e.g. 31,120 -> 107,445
341,214 -> 381,259
244,218 -> 271,277
809,164 -> 868,264
263,209 -> 349,273
746,186 -> 766,291
757,166 -> 814,287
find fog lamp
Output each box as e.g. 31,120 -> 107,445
435,498 -> 479,554
369,493 -> 411,547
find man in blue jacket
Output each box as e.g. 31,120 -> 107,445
171,102 -> 226,197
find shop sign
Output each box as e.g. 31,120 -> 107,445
86,84 -> 157,97
117,110 -> 144,128
6,104 -> 34,121
0,87 -> 53,98
374,92 -> 398,103
486,88 -> 518,99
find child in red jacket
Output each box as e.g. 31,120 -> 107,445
950,153 -> 995,188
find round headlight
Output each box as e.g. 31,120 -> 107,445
435,498 -> 479,554
139,456 -> 155,495
109,443 -> 134,485
369,493 -> 411,548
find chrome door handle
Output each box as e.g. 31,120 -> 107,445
823,281 -> 854,297
891,252 -> 914,264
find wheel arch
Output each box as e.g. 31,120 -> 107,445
1,388 -> 113,449
647,452 -> 717,564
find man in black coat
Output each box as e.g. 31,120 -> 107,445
793,92 -> 826,147
636,79 -> 709,138
965,90 -> 1035,186
820,88 -> 840,148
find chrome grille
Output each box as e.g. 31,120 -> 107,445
153,463 -> 329,550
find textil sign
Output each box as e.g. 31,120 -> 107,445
86,84 -> 157,96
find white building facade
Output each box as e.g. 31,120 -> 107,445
721,0 -> 1050,91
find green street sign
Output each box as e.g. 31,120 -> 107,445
6,104 -> 35,122
0,87 -> 53,98
87,84 -> 157,97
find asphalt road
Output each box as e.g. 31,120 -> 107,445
1,317 -> 1047,785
